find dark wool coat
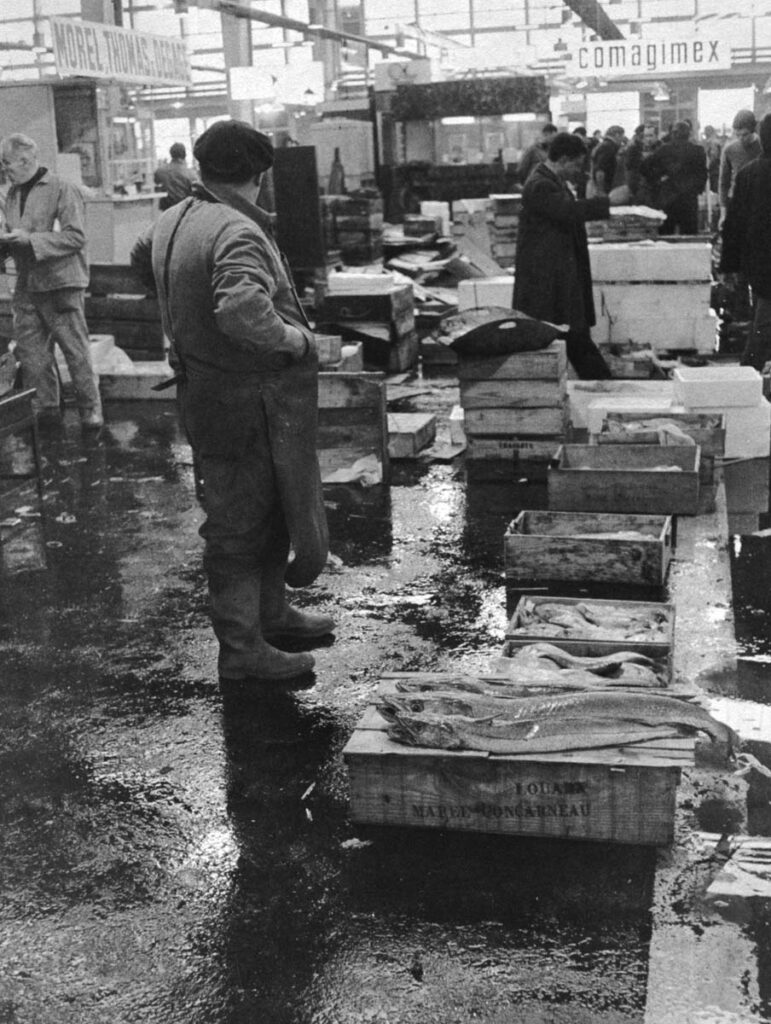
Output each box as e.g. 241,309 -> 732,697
640,139 -> 707,210
513,162 -> 610,329
720,154 -> 771,299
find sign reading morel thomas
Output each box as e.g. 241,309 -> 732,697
575,35 -> 731,77
50,16 -> 191,86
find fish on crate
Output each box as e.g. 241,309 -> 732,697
379,690 -> 738,758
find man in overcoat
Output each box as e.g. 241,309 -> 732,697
641,120 -> 707,235
131,121 -> 333,688
0,133 -> 103,428
720,113 -> 771,370
513,131 -> 614,379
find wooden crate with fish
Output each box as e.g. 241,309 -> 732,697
343,664 -> 735,845
595,412 -> 725,485
547,443 -> 701,515
504,511 -> 673,588
503,596 -> 674,662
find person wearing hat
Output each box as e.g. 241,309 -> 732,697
131,120 -> 333,689
514,131 -> 622,379
720,113 -> 771,370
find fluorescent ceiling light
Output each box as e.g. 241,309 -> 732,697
441,116 -> 475,125
502,112 -> 537,122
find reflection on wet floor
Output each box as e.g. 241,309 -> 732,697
3,402 -> 771,1022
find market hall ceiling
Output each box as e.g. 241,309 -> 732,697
561,0 -> 625,40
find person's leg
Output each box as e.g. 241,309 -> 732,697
189,379 -> 315,684
260,515 -> 334,645
566,326 -> 612,380
12,298 -> 60,412
39,290 -> 103,427
741,294 -> 771,371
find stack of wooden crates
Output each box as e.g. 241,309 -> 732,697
318,281 -> 419,373
460,339 -> 569,479
489,194 -> 522,269
320,194 -> 384,266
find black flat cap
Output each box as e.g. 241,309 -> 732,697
193,120 -> 274,183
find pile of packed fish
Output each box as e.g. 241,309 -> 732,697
512,599 -> 670,643
377,644 -> 737,756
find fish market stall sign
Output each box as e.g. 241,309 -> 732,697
50,17 -> 191,87
573,36 -> 730,77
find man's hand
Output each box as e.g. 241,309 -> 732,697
719,272 -> 738,290
1,229 -> 32,250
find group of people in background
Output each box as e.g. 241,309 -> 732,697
512,107 -> 771,379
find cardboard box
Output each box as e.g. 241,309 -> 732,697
504,510 -> 673,587
548,443 -> 700,515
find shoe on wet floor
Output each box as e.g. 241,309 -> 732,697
262,607 -> 335,643
218,645 -> 316,690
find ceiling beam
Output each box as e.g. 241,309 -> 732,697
197,0 -> 424,59
561,0 -> 625,40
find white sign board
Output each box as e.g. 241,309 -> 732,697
50,16 -> 191,86
573,36 -> 731,78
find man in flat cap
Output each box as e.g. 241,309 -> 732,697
131,120 -> 333,690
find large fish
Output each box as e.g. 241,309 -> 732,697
384,690 -> 738,755
387,711 -> 683,755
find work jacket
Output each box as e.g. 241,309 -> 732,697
513,162 -> 609,330
2,170 -> 89,293
131,183 -> 313,377
130,183 -> 326,588
720,154 -> 771,299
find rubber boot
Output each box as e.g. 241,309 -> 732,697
208,572 -> 315,685
260,555 -> 335,647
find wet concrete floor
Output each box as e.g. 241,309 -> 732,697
0,391 -> 770,1023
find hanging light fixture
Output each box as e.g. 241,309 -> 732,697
651,82 -> 670,102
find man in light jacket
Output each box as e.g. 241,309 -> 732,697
0,133 -> 102,428
131,121 -> 333,690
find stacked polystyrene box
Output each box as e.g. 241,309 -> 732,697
673,366 -> 771,459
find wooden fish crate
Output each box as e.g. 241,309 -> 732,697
504,510 -> 673,587
548,444 -> 700,515
456,341 -> 567,382
317,372 -> 389,482
596,412 -> 725,485
504,596 -> 674,661
344,682 -> 693,846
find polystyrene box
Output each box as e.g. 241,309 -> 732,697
687,399 -> 771,460
673,366 -> 763,408
457,276 -> 515,311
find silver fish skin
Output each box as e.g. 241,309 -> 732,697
387,691 -> 738,749
387,711 -> 681,755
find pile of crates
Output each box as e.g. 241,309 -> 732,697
489,194 -> 522,269
459,339 -> 569,480
321,194 -> 384,265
